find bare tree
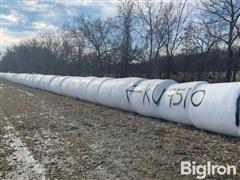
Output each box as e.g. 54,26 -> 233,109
136,0 -> 166,77
73,15 -> 113,75
200,0 -> 240,81
136,0 -> 163,61
182,22 -> 199,55
186,21 -> 220,80
38,31 -> 61,57
190,22 -> 219,54
163,0 -> 188,77
62,23 -> 86,73
233,13 -> 240,81
117,0 -> 136,77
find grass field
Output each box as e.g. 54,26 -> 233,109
0,79 -> 239,179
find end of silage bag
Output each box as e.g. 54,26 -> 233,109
189,82 -> 240,137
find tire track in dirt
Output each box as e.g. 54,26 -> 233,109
0,80 -> 89,179
0,85 -> 46,180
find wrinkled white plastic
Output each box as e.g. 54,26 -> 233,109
85,77 -> 112,103
32,75 -> 45,89
159,81 -> 207,125
73,77 -> 97,100
1,72 -> 240,137
111,77 -> 145,111
40,75 -> 58,91
98,78 -> 118,107
129,79 -> 176,117
49,76 -> 70,94
189,83 -> 240,137
58,76 -> 75,96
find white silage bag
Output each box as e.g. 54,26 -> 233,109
85,77 -> 112,103
2,72 -> 240,137
58,76 -> 75,96
48,76 -> 70,94
28,74 -> 38,88
53,76 -> 71,95
27,74 -> 37,87
112,77 -> 145,111
98,78 -> 118,107
9,73 -> 18,83
4,73 -> 10,81
15,74 -> 21,84
63,77 -> 84,98
39,75 -> 58,91
20,74 -> 29,84
15,74 -> 25,84
6,73 -> 16,82
21,74 -> 29,86
73,77 -> 97,101
158,81 -> 208,125
129,79 -> 176,117
32,75 -> 45,89
23,74 -> 31,86
189,82 -> 240,137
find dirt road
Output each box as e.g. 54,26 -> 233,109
0,79 -> 239,179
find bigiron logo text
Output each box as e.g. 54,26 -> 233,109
181,161 -> 237,179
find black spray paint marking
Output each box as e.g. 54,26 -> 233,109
143,83 -> 151,104
172,88 -> 185,106
191,90 -> 205,107
152,85 -> 166,105
236,95 -> 240,127
168,89 -> 177,108
126,84 -> 142,102
184,88 -> 192,108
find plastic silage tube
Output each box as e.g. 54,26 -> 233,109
2,72 -> 240,137
129,79 -> 176,117
158,81 -> 208,125
8,73 -> 17,83
22,74 -> 30,86
7,73 -> 16,83
39,75 -> 58,91
25,74 -> 34,87
32,75 -> 45,89
111,77 -> 145,111
54,76 -> 71,95
29,74 -> 39,88
75,77 -> 97,101
25,74 -> 34,86
63,77 -> 84,98
48,76 -> 70,94
98,78 -> 118,107
189,82 -> 240,137
58,76 -> 75,96
85,77 -> 112,103
21,74 -> 29,86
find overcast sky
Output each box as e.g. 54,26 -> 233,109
1,0 -> 118,51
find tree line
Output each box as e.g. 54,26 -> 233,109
1,0 -> 240,82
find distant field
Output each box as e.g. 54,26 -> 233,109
0,79 -> 239,179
